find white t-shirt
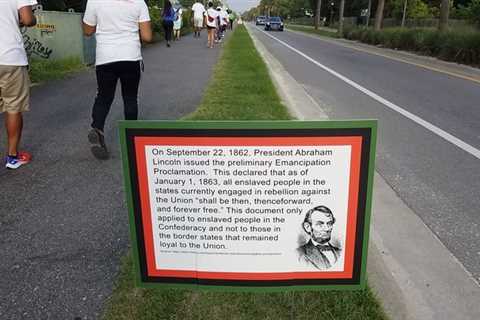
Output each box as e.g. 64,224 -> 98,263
0,0 -> 37,66
191,2 -> 205,20
219,10 -> 228,26
83,0 -> 150,66
205,8 -> 218,28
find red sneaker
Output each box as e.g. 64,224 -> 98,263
17,151 -> 32,162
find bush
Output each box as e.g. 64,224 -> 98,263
342,27 -> 480,66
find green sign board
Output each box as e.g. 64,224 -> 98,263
120,120 -> 377,291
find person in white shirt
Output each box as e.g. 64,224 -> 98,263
173,7 -> 183,41
191,1 -> 205,38
83,0 -> 152,159
204,1 -> 219,48
216,7 -> 228,42
0,0 -> 37,169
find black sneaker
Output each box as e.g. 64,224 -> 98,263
88,128 -> 109,160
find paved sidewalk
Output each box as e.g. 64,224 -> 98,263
0,33 -> 222,319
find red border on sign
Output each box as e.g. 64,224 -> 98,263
134,136 -> 362,280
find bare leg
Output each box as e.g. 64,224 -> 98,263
5,112 -> 23,156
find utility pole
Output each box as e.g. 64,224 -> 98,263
315,0 -> 322,30
438,0 -> 450,32
338,0 -> 345,36
366,0 -> 372,27
329,2 -> 334,26
401,0 -> 408,27
374,0 -> 385,30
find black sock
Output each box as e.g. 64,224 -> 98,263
8,154 -> 18,159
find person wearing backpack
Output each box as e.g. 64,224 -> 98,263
162,0 -> 175,47
204,1 -> 218,48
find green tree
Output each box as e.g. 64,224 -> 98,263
457,0 -> 480,24
389,0 -> 432,19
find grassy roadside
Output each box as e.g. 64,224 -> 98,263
286,24 -> 339,39
29,57 -> 87,84
102,25 -> 387,320
183,25 -> 290,120
287,24 -> 480,67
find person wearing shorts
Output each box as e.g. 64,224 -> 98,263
173,7 -> 183,41
0,0 -> 37,169
205,2 -> 218,48
191,1 -> 205,38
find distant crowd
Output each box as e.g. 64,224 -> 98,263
189,1 -> 236,48
1,0 -> 237,169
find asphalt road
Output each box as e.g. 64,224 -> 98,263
249,25 -> 480,283
0,34 -> 222,319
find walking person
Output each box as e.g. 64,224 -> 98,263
191,1 -> 205,38
218,6 -> 228,40
162,0 -> 175,47
83,0 -> 152,159
173,6 -> 182,41
1,0 -> 37,169
228,9 -> 235,30
205,1 -> 218,48
215,6 -> 224,43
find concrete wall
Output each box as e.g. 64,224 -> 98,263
22,10 -> 95,64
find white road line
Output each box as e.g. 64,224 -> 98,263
254,26 -> 480,160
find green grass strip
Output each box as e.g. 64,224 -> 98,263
183,26 -> 291,120
29,57 -> 86,84
102,25 -> 388,320
103,254 -> 387,319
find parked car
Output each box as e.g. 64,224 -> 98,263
265,16 -> 284,31
255,16 -> 267,25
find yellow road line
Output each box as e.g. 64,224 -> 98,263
287,27 -> 480,86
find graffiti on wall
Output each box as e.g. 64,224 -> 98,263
21,27 -> 54,59
36,23 -> 56,37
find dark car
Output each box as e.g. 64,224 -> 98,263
265,16 -> 284,31
255,16 -> 267,25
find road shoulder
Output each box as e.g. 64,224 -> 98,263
247,23 -> 480,320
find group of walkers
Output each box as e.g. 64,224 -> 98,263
192,1 -> 235,49
1,0 -> 235,169
165,1 -> 236,49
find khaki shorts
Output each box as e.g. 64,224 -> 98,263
0,65 -> 30,113
194,17 -> 204,28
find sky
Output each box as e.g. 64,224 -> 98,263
225,0 -> 260,13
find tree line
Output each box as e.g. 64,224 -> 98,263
243,0 -> 480,31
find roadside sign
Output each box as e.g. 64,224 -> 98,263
120,120 -> 377,290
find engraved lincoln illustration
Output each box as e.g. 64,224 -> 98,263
297,205 -> 342,270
